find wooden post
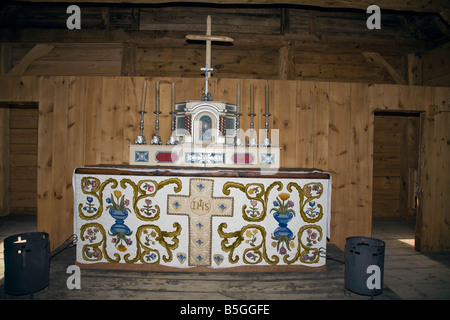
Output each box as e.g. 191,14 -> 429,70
279,45 -> 295,80
407,53 -> 423,85
121,42 -> 137,76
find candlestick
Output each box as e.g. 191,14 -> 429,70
151,80 -> 162,145
134,109 -> 147,145
167,82 -> 179,145
261,111 -> 272,147
247,83 -> 257,147
234,83 -> 244,146
262,85 -> 272,147
150,108 -> 162,145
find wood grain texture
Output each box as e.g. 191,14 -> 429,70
0,75 -> 448,252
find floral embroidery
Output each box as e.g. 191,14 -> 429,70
84,247 -> 100,259
306,201 -> 320,219
302,251 -> 318,262
143,229 -> 158,246
84,226 -> 99,243
143,183 -> 155,193
271,193 -> 295,216
111,233 -> 133,252
141,198 -> 157,216
246,200 -> 261,218
82,179 -> 98,192
106,191 -> 131,213
246,251 -> 258,261
82,196 -> 97,214
305,228 -> 318,247
245,229 -> 258,247
305,184 -> 322,196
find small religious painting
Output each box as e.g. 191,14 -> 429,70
199,114 -> 213,141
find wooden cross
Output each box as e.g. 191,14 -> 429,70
186,15 -> 234,82
167,178 -> 233,267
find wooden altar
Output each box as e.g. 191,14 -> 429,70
73,166 -> 331,272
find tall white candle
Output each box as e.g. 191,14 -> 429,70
250,84 -> 254,114
155,81 -> 160,112
141,81 -> 147,111
265,84 -> 269,114
171,82 -> 175,112
236,83 -> 241,115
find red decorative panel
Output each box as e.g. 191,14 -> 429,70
232,153 -> 254,164
156,152 -> 179,163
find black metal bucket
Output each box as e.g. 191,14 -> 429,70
3,232 -> 50,296
345,236 -> 385,296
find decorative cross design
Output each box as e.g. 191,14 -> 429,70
186,15 -> 234,101
167,178 -> 233,267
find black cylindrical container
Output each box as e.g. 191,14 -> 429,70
345,236 -> 385,296
4,232 -> 49,295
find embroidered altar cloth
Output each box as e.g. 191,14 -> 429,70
73,166 -> 331,272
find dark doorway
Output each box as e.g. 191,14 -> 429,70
372,111 -> 421,249
0,102 -> 38,216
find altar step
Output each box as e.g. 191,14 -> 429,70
0,244 -> 397,300
1,215 -> 449,300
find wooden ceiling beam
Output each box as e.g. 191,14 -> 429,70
0,28 -> 432,55
7,44 -> 54,76
9,0 -> 450,13
362,51 -> 407,84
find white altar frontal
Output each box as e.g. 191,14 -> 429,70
73,16 -> 331,272
73,166 -> 331,272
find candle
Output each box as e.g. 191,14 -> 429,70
250,84 -> 254,114
141,81 -> 147,112
171,82 -> 175,112
236,83 -> 241,115
155,81 -> 160,113
265,84 -> 269,114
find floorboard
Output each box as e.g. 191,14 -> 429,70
2,214 -> 450,302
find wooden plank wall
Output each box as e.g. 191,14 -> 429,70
0,75 -> 448,252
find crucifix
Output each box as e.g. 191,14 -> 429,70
186,15 -> 234,101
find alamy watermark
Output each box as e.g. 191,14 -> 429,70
366,5 -> 381,30
366,264 -> 382,290
66,5 -> 81,30
66,265 -> 81,289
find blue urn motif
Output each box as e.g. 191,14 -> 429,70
273,211 -> 294,239
106,191 -> 133,252
109,208 -> 131,235
270,193 -> 296,255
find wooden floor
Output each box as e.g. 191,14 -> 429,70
1,214 -> 449,301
